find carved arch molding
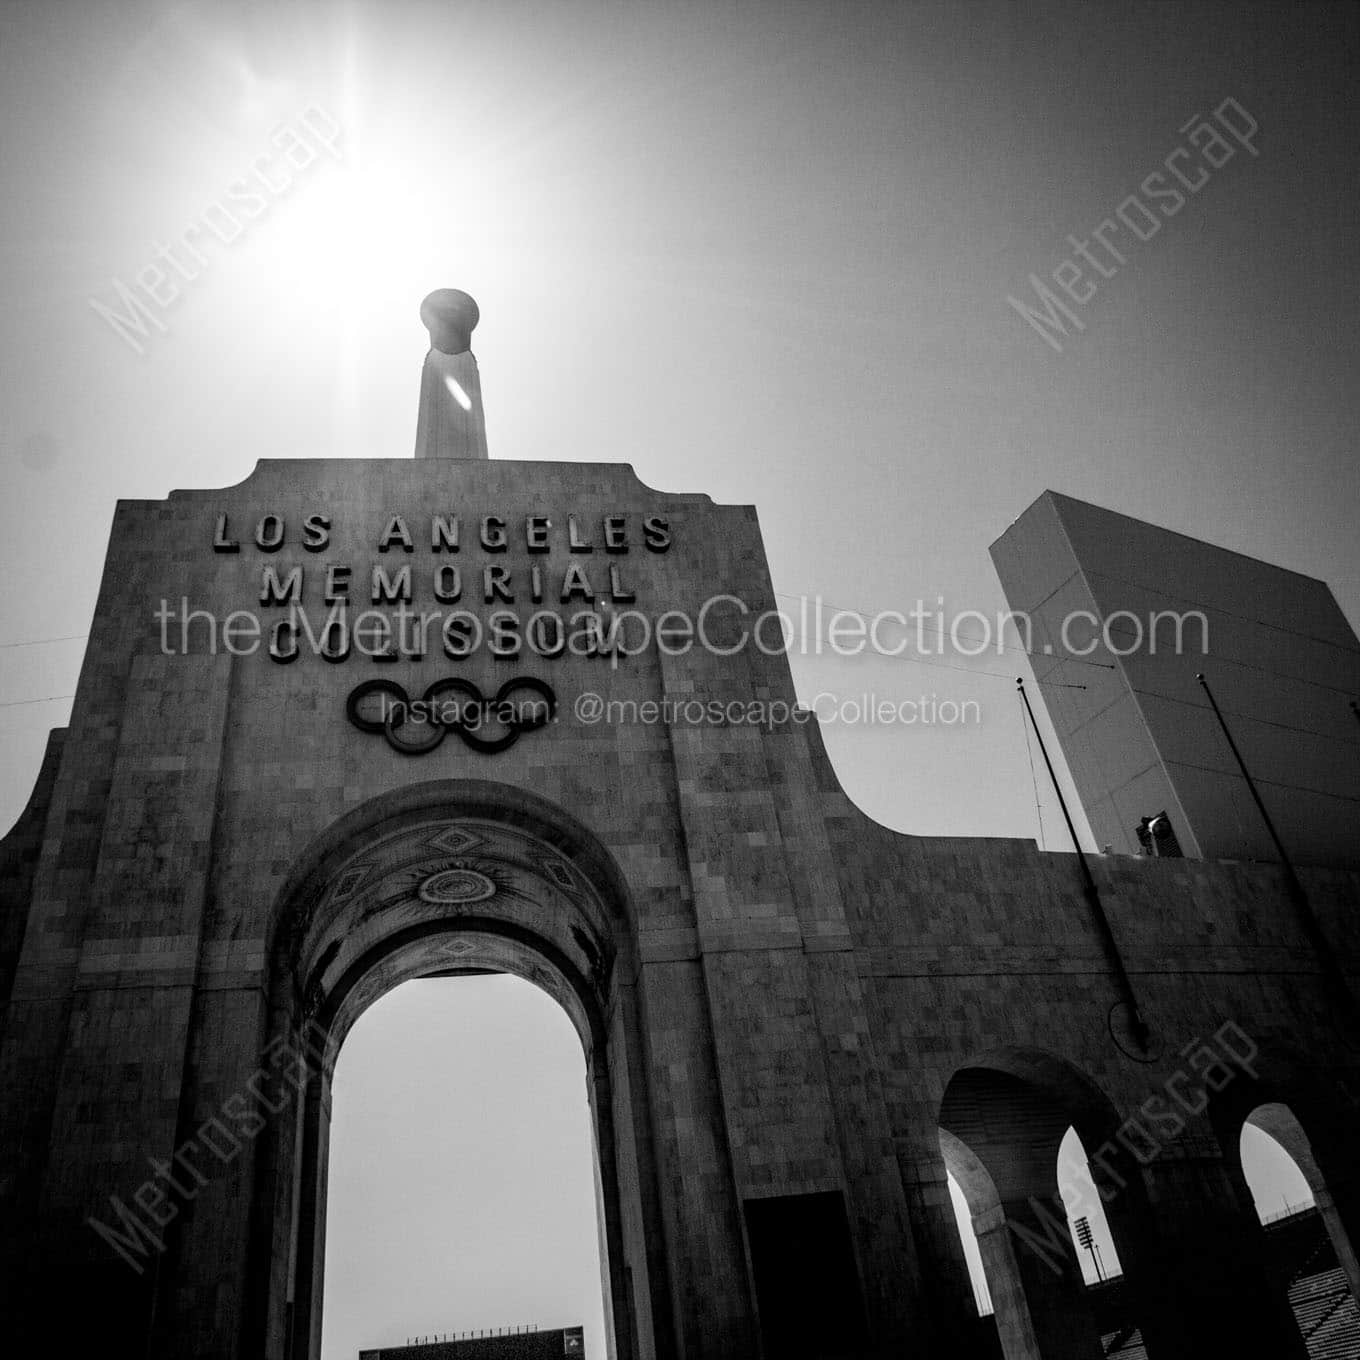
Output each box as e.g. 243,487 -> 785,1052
284,816 -> 622,1054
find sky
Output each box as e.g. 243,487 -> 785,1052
325,977 -> 607,1353
0,0 -> 1354,1353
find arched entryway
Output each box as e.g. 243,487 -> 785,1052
244,781 -> 673,1360
321,973 -> 607,1355
1242,1102 -> 1360,1300
1235,1101 -> 1360,1354
937,1054 -> 1126,1360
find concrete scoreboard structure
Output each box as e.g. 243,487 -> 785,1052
1,293 -> 1358,1360
359,1325 -> 585,1358
990,490 -> 1360,869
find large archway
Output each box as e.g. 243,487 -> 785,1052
244,781 -> 671,1360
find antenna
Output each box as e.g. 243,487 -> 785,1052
1074,1215 -> 1105,1282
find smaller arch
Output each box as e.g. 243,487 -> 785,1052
1238,1100 -> 1360,1345
1205,1046 -> 1360,1306
950,1045 -> 1125,1156
1246,1102 -> 1327,1204
938,1054 -> 1124,1360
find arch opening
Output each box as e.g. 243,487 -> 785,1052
320,972 -> 608,1357
246,784 -> 665,1360
938,1055 -> 1150,1360
1237,1102 -> 1360,1356
944,1131 -> 1126,1305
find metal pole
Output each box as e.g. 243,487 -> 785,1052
1075,1216 -> 1106,1283
1197,674 -> 1301,875
1197,673 -> 1353,1013
1017,679 -> 1150,1052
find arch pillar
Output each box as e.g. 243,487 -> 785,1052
907,1147 -> 997,1360
1314,1184 -> 1360,1302
994,1194 -> 1103,1360
969,1203 -> 1039,1358
290,1069 -> 333,1360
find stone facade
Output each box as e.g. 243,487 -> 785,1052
0,445 -> 1357,1360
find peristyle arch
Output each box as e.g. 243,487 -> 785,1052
244,780 -> 669,1360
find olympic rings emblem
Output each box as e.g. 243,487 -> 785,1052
345,677 -> 557,755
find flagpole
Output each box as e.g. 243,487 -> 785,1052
1017,678 -> 1150,1052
